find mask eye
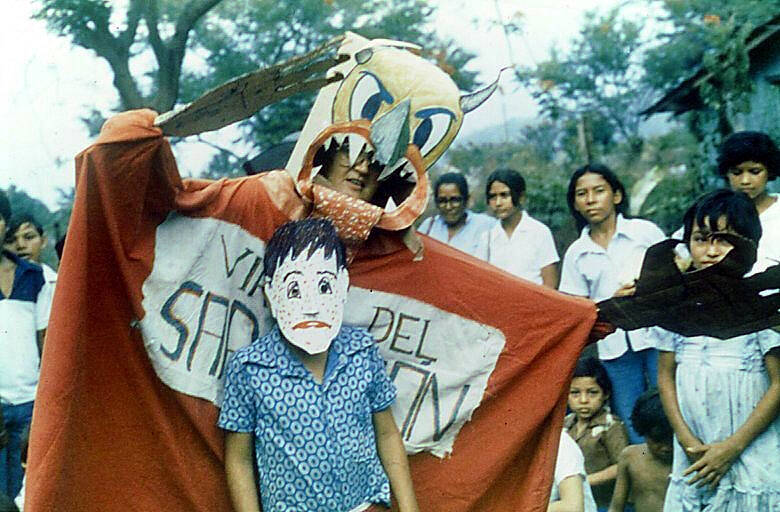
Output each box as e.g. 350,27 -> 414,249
318,277 -> 332,295
350,72 -> 393,121
413,110 -> 453,157
286,281 -> 300,299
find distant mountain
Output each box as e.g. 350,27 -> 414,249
452,114 -> 674,148
454,116 -> 535,146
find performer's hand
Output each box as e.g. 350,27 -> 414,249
683,440 -> 740,490
588,321 -> 616,343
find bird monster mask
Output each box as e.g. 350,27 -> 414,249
290,34 -> 499,241
158,32 -> 500,252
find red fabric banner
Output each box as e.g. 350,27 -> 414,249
26,110 -> 595,512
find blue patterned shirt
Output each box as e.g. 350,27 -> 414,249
218,325 -> 396,512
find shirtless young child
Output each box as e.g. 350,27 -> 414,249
609,389 -> 672,512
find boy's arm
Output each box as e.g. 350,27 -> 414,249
547,475 -> 585,512
586,464 -> 617,487
224,432 -> 261,512
657,352 -> 702,459
607,448 -> 631,512
587,420 -> 629,487
372,409 -> 419,512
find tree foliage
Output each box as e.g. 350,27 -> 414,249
643,0 -> 780,112
515,9 -> 650,155
641,0 -> 780,191
34,0 -> 478,157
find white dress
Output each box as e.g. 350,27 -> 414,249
655,328 -> 780,511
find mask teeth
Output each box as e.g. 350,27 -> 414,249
332,133 -> 347,148
348,134 -> 366,167
311,164 -> 322,177
379,156 -> 410,181
384,196 -> 398,212
326,136 -> 338,152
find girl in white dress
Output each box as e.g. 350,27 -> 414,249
656,189 -> 780,511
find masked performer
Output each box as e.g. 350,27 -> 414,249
26,34 -> 596,512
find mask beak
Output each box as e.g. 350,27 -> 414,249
371,99 -> 411,180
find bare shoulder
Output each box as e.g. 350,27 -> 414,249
619,444 -> 644,461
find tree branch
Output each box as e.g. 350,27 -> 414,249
147,0 -> 224,112
142,0 -> 168,65
80,2 -> 145,109
120,0 -> 144,50
195,135 -> 246,161
172,0 -> 224,50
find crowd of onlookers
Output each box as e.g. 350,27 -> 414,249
1,130 -> 778,512
419,130 -> 779,512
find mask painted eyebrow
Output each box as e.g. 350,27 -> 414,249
283,270 -> 303,282
317,270 -> 336,277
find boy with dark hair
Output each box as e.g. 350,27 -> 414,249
483,168 -> 559,287
219,218 -> 418,512
5,213 -> 57,322
566,356 -> 628,510
608,389 -> 672,512
418,172 -> 495,259
6,215 -> 48,265
0,191 -> 50,500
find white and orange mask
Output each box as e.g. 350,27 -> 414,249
264,246 -> 349,354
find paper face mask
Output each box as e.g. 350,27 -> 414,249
264,246 -> 349,354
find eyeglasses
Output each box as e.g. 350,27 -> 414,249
435,196 -> 464,206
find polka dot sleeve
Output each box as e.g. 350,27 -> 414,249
366,344 -> 397,413
217,355 -> 257,433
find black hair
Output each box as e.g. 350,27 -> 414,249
9,213 -> 44,236
631,388 -> 673,442
0,190 -> 11,225
485,168 -> 526,206
717,131 -> 780,180
262,218 -> 346,281
682,189 -> 762,244
566,163 -> 629,231
572,356 -> 612,398
434,172 -> 468,199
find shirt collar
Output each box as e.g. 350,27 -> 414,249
2,250 -> 42,276
437,209 -> 475,228
565,406 -> 614,432
576,214 -> 636,250
235,325 -> 374,373
515,210 -> 531,231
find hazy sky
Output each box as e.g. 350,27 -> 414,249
1,0 -> 622,209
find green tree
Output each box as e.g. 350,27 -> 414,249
515,9 -> 649,157
641,0 -> 780,190
643,0 -> 780,118
34,0 -> 477,167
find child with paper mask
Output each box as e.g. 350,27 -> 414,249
219,218 -> 419,512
